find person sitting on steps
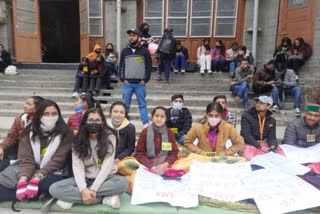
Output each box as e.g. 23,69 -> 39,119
211,40 -> 226,73
174,40 -> 189,73
197,39 -> 211,74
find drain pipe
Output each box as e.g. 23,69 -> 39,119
116,0 -> 121,55
252,0 -> 259,66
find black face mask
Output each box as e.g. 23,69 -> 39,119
106,48 -> 113,51
85,123 -> 103,133
95,50 -> 101,54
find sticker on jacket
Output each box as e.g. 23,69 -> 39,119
162,142 -> 172,151
41,147 -> 48,157
124,55 -> 145,80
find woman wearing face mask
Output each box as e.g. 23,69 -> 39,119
0,96 -> 44,172
67,94 -> 95,133
49,108 -> 128,209
135,106 -> 179,175
0,99 -> 73,202
87,44 -> 103,62
105,43 -> 118,63
184,103 -> 244,156
106,101 -> 136,163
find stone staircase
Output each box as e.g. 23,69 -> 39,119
0,69 -> 301,141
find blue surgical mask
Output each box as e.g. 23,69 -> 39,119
74,105 -> 83,113
172,102 -> 183,110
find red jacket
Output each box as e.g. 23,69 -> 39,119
67,112 -> 83,131
212,47 -> 226,60
135,127 -> 179,168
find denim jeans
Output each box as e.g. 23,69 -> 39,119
271,85 -> 279,105
74,77 -> 89,93
158,55 -> 172,81
277,86 -> 302,108
229,61 -> 240,74
231,81 -> 249,106
122,83 -> 149,125
211,58 -> 226,71
176,135 -> 186,144
174,54 -> 186,70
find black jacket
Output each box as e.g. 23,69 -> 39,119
0,50 -> 11,66
91,61 -> 107,79
157,32 -> 177,60
240,107 -> 277,149
115,123 -> 136,160
176,46 -> 189,60
166,107 -> 192,139
119,44 -> 152,83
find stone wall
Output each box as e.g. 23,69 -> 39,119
0,0 -> 13,55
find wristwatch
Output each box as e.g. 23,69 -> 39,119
33,172 -> 44,180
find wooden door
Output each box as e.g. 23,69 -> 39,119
277,0 -> 317,46
12,0 -> 41,62
79,0 -> 89,58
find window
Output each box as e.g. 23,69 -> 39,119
16,0 -> 36,33
214,0 -> 238,37
190,0 -> 213,37
167,0 -> 188,37
288,0 -> 310,7
89,0 -> 103,37
144,0 -> 164,37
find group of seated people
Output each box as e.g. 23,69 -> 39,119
0,88 -> 319,210
72,44 -> 118,98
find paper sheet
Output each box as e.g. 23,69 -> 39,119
280,144 -> 320,164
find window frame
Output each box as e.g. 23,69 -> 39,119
214,0 -> 239,38
189,0 -> 214,38
88,0 -> 103,37
143,0 -> 165,37
166,0 -> 189,37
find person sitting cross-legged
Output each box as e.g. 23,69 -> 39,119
213,95 -> 237,128
166,94 -> 192,144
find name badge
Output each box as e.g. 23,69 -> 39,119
41,147 -> 48,157
96,158 -> 102,167
83,66 -> 88,72
171,128 -> 178,134
162,142 -> 172,151
206,152 -> 216,157
307,134 -> 316,143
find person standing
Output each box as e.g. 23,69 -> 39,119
156,28 -> 176,83
119,28 -> 152,127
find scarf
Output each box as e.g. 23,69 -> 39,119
106,118 -> 130,130
30,131 -> 62,168
146,123 -> 169,166
222,109 -> 229,120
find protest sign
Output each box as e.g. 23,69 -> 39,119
280,144 -> 320,164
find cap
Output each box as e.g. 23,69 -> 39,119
127,28 -> 140,35
254,96 -> 273,106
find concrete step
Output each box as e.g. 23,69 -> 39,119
16,63 -> 78,70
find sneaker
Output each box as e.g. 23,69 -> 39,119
213,71 -> 217,73
181,69 -> 185,73
143,123 -> 149,128
174,69 -> 178,73
156,75 -> 161,81
72,92 -> 79,98
41,196 -> 55,213
295,108 -> 301,117
200,70 -> 205,74
102,195 -> 121,209
81,92 -> 86,95
56,200 -> 73,210
244,104 -> 249,111
208,70 -> 212,74
218,70 -> 222,73
271,104 -> 279,112
92,91 -> 98,97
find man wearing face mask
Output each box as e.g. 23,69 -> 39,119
87,44 -> 103,62
241,96 -> 278,160
253,60 -> 280,111
166,94 -> 192,144
120,28 -> 152,127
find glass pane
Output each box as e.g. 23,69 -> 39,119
216,0 -> 237,16
17,21 -> 35,33
89,18 -> 102,36
81,22 -> 87,34
145,0 -> 163,17
191,18 -> 211,36
89,0 -> 101,17
288,0 -> 310,7
17,0 -> 34,10
144,18 -> 162,36
80,10 -> 87,23
168,0 -> 188,17
80,0 -> 87,10
215,18 -> 236,36
167,18 -> 187,36
17,9 -> 35,22
192,0 -> 212,16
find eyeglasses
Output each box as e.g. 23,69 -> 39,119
86,119 -> 103,124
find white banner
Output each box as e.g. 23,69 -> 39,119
280,144 -> 320,164
242,169 -> 320,214
131,167 -> 198,208
189,161 -> 252,202
250,152 -> 310,175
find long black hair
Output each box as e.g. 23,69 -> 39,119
109,101 -> 129,119
73,107 -> 117,160
79,94 -> 95,109
216,40 -> 225,55
281,37 -> 292,48
25,99 -> 69,141
29,96 -> 45,109
105,43 -> 114,57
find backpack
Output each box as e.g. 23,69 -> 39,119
185,62 -> 199,73
159,37 -> 172,54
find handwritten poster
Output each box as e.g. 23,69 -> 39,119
280,144 -> 320,164
250,152 -> 310,175
242,169 -> 320,214
131,167 -> 198,208
189,161 -> 252,202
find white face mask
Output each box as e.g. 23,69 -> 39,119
172,102 -> 183,110
40,116 -> 59,132
207,117 -> 221,127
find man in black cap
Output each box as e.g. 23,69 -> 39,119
119,28 -> 152,127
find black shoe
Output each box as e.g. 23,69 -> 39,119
41,196 -> 55,214
92,91 -> 98,96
